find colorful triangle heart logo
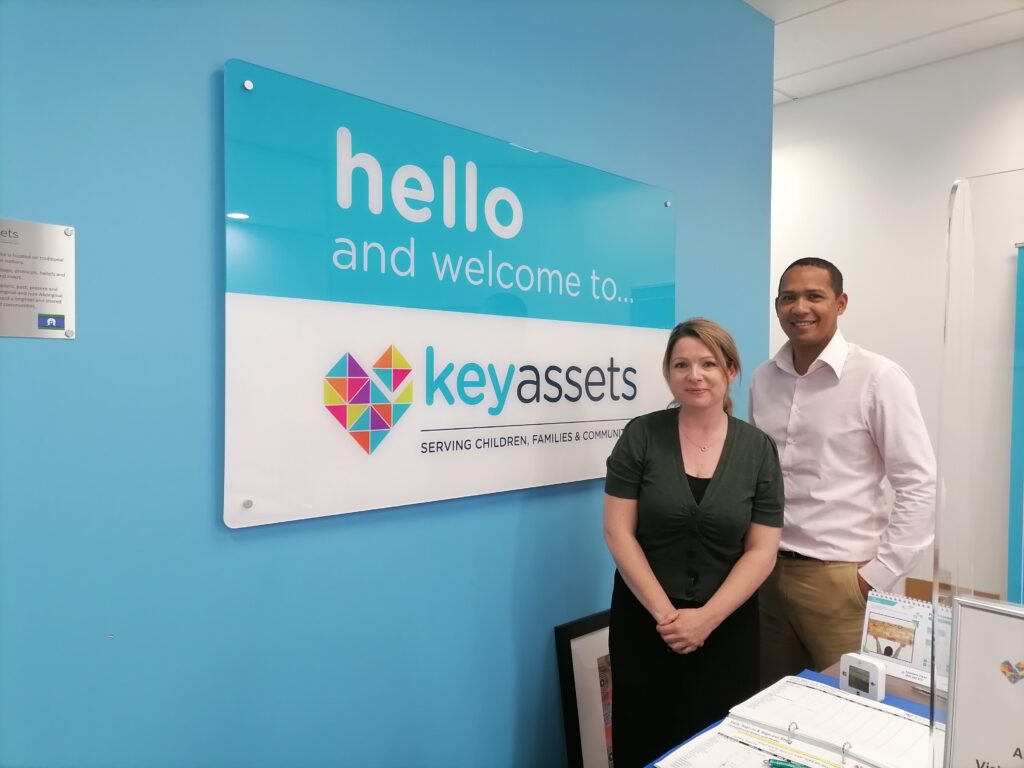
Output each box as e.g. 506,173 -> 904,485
999,659 -> 1024,684
323,345 -> 413,454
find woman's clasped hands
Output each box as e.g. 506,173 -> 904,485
656,607 -> 717,654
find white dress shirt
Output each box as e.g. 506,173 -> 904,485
749,331 -> 936,591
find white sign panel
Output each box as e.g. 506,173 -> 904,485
0,217 -> 76,340
945,596 -> 1024,768
224,295 -> 669,528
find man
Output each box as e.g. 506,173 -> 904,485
749,258 -> 936,685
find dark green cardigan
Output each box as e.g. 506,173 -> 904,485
606,409 -> 783,602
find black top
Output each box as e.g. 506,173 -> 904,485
605,409 -> 783,602
686,474 -> 711,505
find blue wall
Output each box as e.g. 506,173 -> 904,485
0,1 -> 773,766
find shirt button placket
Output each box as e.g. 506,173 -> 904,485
785,379 -> 803,461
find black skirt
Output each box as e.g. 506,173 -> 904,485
608,571 -> 761,768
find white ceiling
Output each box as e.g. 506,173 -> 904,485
744,0 -> 1024,104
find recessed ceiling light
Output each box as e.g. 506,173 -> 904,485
226,212 -> 250,220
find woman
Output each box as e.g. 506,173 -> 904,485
604,318 -> 783,767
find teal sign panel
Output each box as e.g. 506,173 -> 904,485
224,59 -> 674,328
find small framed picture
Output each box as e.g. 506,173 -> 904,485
554,610 -> 613,768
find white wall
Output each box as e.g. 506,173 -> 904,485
771,40 -> 1024,594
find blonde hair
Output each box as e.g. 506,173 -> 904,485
662,317 -> 741,415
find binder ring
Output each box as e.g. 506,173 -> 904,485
841,741 -> 852,765
785,721 -> 798,744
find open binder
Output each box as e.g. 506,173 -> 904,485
656,676 -> 930,768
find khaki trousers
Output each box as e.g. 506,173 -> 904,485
759,558 -> 867,687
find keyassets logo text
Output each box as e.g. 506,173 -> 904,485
424,346 -> 636,416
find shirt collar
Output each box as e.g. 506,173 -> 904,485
772,329 -> 849,378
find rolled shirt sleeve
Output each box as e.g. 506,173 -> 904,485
860,365 -> 937,591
